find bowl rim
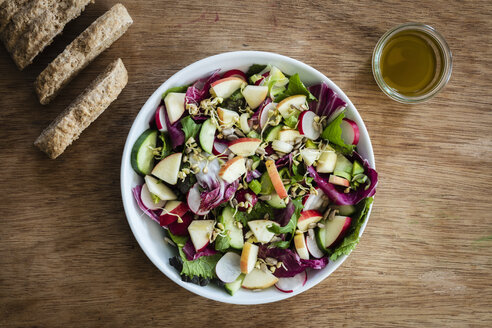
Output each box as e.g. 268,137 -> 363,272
120,51 -> 375,305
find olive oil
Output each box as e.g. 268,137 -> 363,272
380,30 -> 443,97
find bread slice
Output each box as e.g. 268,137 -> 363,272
35,3 -> 133,105
0,0 -> 29,33
11,0 -> 93,70
35,58 -> 128,159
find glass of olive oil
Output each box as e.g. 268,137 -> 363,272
372,23 -> 452,103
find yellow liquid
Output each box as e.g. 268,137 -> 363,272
380,31 -> 441,96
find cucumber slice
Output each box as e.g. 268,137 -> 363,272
315,223 -> 328,251
333,154 -> 353,180
352,160 -> 364,176
225,273 -> 245,296
330,204 -> 356,216
264,125 -> 282,142
199,118 -> 216,154
266,192 -> 286,209
131,129 -> 158,175
218,207 -> 244,249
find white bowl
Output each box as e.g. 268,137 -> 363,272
120,51 -> 375,305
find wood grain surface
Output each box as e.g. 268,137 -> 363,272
1,0 -> 491,327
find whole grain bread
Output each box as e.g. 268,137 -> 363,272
35,3 -> 133,105
11,0 -> 93,70
0,0 -> 29,33
34,58 -> 128,159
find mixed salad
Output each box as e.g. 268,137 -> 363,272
130,64 -> 378,295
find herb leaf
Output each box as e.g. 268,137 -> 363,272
178,247 -> 221,279
181,116 -> 202,142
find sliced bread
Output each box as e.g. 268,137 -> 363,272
35,3 -> 133,105
0,0 -> 29,33
34,58 -> 128,159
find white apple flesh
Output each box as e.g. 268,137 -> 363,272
217,107 -> 240,128
324,216 -> 352,248
219,156 -> 247,183
278,129 -> 301,143
188,220 -> 215,252
242,268 -> 279,290
247,220 -> 278,244
277,95 -> 306,118
211,77 -> 246,99
240,242 -> 259,274
144,175 -> 177,200
151,152 -> 182,185
163,92 -> 186,125
300,148 -> 320,166
294,233 -> 310,260
228,138 -> 261,157
317,150 -> 337,173
159,200 -> 189,226
242,85 -> 268,109
297,210 -> 323,232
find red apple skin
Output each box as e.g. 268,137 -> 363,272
159,202 -> 189,226
168,212 -> 193,236
228,137 -> 261,147
327,217 -> 352,248
211,76 -> 244,87
298,210 -> 323,222
222,69 -> 247,81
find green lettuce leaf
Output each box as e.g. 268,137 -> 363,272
162,85 -> 189,99
274,73 -> 317,102
267,198 -> 303,236
167,231 -> 188,247
321,112 -> 356,154
246,64 -> 267,77
178,247 -> 221,279
181,116 -> 201,142
155,132 -> 172,160
329,197 -> 373,261
235,201 -> 274,226
214,234 -> 231,252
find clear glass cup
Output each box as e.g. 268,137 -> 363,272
372,23 -> 453,104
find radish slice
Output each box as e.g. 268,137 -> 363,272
222,69 -> 247,81
212,138 -> 231,159
305,233 -> 324,259
298,111 -> 320,140
187,183 -> 209,215
141,183 -> 166,210
215,252 -> 242,283
155,105 -> 167,132
340,118 -> 360,145
259,102 -> 277,129
275,271 -> 308,293
303,188 -> 329,211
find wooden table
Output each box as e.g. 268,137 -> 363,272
1,0 -> 491,326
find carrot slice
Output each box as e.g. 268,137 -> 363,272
265,160 -> 288,199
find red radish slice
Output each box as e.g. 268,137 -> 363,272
340,118 -> 360,145
141,183 -> 166,210
303,188 -> 329,211
222,69 -> 247,81
212,138 -> 231,159
259,102 -> 276,129
275,271 -> 308,293
215,252 -> 242,283
306,233 -> 324,259
187,183 -> 209,215
298,111 -> 320,140
155,105 -> 167,132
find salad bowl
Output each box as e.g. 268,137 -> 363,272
120,51 -> 375,304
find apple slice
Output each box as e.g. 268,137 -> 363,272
278,129 -> 301,143
271,140 -> 293,154
242,268 -> 278,289
275,271 -> 307,293
215,252 -> 242,283
222,69 -> 247,81
242,85 -> 268,109
199,118 -> 216,154
159,200 -> 189,226
325,216 -> 351,248
259,102 -> 276,129
144,175 -> 177,200
240,242 -> 259,274
152,152 -> 182,185
317,150 -> 337,173
217,107 -> 240,127
187,183 -> 209,215
155,105 -> 167,132
294,233 -> 309,260
300,148 -> 321,166
188,219 -> 215,252
168,212 -> 193,236
297,210 -> 323,232
329,175 -> 350,187
239,113 -> 251,134
298,110 -> 321,140
340,118 -> 360,145
247,220 -> 278,244
211,77 -> 246,99
305,233 -> 325,258
140,183 -> 166,210
164,92 -> 186,125
228,138 -> 261,157
277,95 -> 306,118
265,160 -> 288,199
219,156 -> 246,183
212,138 -> 231,159
303,188 -> 329,211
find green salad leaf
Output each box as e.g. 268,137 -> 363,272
221,89 -> 246,111
329,197 -> 373,261
181,116 -> 201,142
321,112 -> 356,154
275,73 -> 317,102
155,132 -> 172,160
214,234 -> 231,252
162,85 -> 189,99
267,198 -> 303,236
178,248 -> 221,279
235,201 -> 274,226
167,231 -> 188,247
246,64 -> 267,77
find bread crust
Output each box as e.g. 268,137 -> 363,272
34,58 -> 128,159
35,3 -> 133,105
